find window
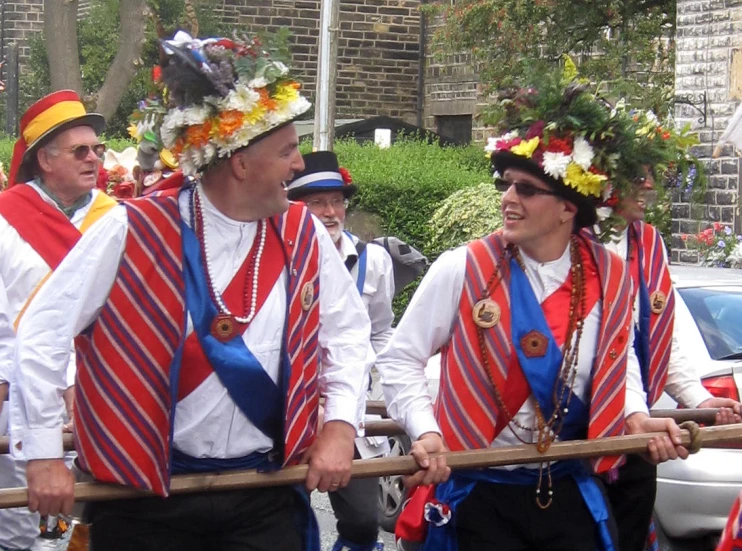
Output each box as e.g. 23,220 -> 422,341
435,115 -> 472,145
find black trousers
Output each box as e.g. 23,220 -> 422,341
604,454 -> 657,551
328,447 -> 380,545
454,475 -> 618,551
87,486 -> 303,551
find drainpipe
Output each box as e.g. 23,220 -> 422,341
416,5 -> 426,128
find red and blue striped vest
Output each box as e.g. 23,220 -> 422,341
73,190 -> 321,496
630,221 -> 674,406
437,232 -> 632,473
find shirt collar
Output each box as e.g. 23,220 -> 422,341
337,231 -> 357,262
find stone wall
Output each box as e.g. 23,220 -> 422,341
673,0 -> 742,263
2,0 -> 422,123
215,0 -> 421,122
422,14 -> 484,143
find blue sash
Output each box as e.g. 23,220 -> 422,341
356,246 -> 367,294
631,234 -> 652,399
182,221 -> 283,441
423,463 -> 615,551
509,258 -> 566,422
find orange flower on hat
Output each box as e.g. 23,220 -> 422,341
185,121 -> 212,148
217,110 -> 244,138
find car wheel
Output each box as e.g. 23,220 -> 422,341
378,434 -> 411,533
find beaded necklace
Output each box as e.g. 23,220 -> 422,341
475,236 -> 586,509
190,183 -> 267,342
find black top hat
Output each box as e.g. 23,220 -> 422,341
286,151 -> 357,201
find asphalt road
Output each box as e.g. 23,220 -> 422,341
312,490 -> 397,550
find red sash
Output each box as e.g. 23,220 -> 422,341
0,184 -> 81,269
177,223 -> 285,400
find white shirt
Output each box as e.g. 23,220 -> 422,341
338,232 -> 395,354
337,231 -> 395,457
0,183 -> 97,550
605,229 -> 712,409
376,241 -> 649,459
11,187 -> 371,461
0,182 -> 101,388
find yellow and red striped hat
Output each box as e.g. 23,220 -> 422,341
8,90 -> 105,186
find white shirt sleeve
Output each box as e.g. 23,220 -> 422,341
367,245 -> 396,354
315,220 -> 371,428
0,273 -> 13,385
10,206 -> 128,460
376,247 -> 466,440
663,331 -> 713,408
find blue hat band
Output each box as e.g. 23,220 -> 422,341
287,170 -> 343,191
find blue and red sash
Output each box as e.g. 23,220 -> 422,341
629,221 -> 674,406
74,189 -> 321,497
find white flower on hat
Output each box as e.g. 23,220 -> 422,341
542,151 -> 571,180
221,84 -> 260,113
596,206 -> 613,222
572,136 -> 595,171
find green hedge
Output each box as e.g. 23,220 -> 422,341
300,137 -> 492,317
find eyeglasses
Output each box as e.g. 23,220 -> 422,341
65,143 -> 106,161
494,178 -> 559,198
304,198 -> 349,210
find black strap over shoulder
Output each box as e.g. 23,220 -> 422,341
345,239 -> 367,272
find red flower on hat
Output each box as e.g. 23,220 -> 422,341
113,180 -> 136,200
339,167 -> 353,185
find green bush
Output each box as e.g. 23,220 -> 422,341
428,183 -> 503,258
301,137 -> 492,318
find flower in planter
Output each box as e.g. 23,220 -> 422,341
683,223 -> 742,268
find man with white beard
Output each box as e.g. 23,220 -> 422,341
288,151 -> 395,551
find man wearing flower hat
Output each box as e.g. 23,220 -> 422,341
288,151 -> 395,551
0,90 -> 117,550
11,33 -> 369,551
590,122 -> 742,551
375,74 -> 692,551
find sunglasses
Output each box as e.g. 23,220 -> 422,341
65,143 -> 106,161
494,178 -> 559,198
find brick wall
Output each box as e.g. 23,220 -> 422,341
213,0 -> 423,122
673,0 -> 742,263
422,14 -> 486,141
3,0 -> 422,123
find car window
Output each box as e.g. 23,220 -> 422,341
678,288 -> 742,360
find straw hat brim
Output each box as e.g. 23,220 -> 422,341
17,113 -> 106,182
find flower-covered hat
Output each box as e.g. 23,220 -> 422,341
484,63 -> 650,230
287,151 -> 356,201
155,31 -> 311,176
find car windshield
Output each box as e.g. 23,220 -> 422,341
678,287 -> 742,360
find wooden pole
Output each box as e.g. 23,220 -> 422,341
0,409 -> 723,455
1,424 -> 740,509
365,400 -> 722,426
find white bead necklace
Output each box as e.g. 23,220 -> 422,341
194,185 -> 267,324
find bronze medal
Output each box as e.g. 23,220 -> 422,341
472,298 -> 501,328
211,313 -> 236,342
650,291 -> 667,314
521,330 -> 548,358
301,282 -> 314,311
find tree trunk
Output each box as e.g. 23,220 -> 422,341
95,0 -> 148,121
44,0 -> 83,94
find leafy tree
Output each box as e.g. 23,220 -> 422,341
26,0 -> 227,136
427,0 -> 676,116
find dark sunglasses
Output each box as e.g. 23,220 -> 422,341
66,143 -> 105,161
494,178 -> 559,198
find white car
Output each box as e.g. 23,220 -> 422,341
377,265 -> 742,550
653,265 -> 742,551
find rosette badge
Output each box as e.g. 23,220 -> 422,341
159,31 -> 311,176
